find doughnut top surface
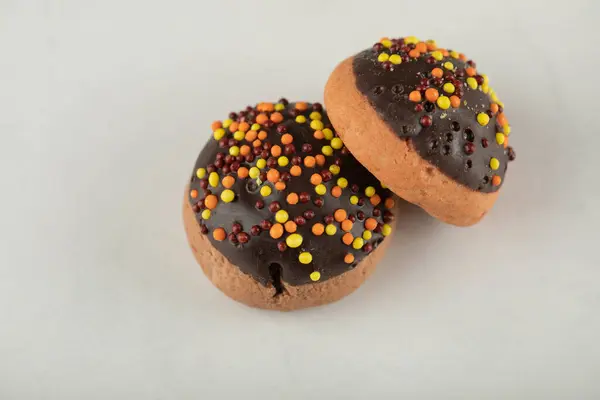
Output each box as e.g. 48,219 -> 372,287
352,36 -> 516,193
188,100 -> 395,287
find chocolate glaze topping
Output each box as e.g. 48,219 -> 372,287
352,37 -> 515,192
188,101 -> 394,287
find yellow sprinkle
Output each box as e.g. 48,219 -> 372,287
260,185 -> 272,197
208,172 -> 219,187
352,237 -> 364,250
426,39 -> 437,47
213,128 -> 226,140
322,145 -> 333,156
309,270 -> 320,279
482,74 -> 489,85
504,125 -> 511,135
389,54 -> 402,65
278,156 -> 289,167
337,177 -> 348,188
380,39 -> 392,48
382,224 -> 392,236
286,233 -> 303,248
477,113 -> 490,126
229,146 -> 240,156
497,101 -> 505,108
431,51 -> 443,60
365,186 -> 376,197
450,50 -> 459,59
329,165 -> 340,175
330,137 -> 343,149
220,189 -> 235,203
274,103 -> 285,111
256,159 -> 266,169
310,120 -> 324,131
233,131 -> 244,141
325,224 -> 337,236
309,111 -> 322,120
196,168 -> 206,179
249,167 -> 260,179
380,182 -> 388,189
481,84 -> 489,94
315,184 -> 326,195
362,230 -> 372,240
444,61 -> 454,70
491,92 -> 499,103
466,77 -> 478,89
322,128 -> 334,140
490,158 -> 500,170
222,119 -> 233,128
404,36 -> 418,44
295,115 -> 307,123
275,210 -> 289,223
201,209 -> 211,220
350,195 -> 358,205
496,133 -> 505,145
251,123 -> 261,131
437,96 -> 451,110
377,53 -> 390,62
443,82 -> 455,94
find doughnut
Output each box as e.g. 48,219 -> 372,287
325,36 -> 516,226
183,100 -> 397,311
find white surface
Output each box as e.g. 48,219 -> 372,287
1,1 -> 599,399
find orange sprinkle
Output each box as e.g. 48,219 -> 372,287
341,219 -> 353,232
497,113 -> 507,126
334,209 -> 347,222
238,122 -> 250,132
290,165 -> 302,176
408,49 -> 420,58
256,114 -> 268,125
426,41 -> 437,51
267,169 -> 280,183
504,137 -> 509,148
237,167 -> 249,178
211,121 -> 222,131
409,91 -> 422,102
450,95 -> 461,108
295,102 -> 308,111
229,122 -> 239,133
365,218 -> 377,231
304,156 -> 316,168
344,253 -> 355,264
270,112 -> 283,123
281,134 -> 293,145
313,130 -> 325,140
441,49 -> 449,56
416,42 -> 427,53
492,175 -> 502,186
285,220 -> 297,233
190,189 -> 198,199
275,181 -> 286,191
204,194 -> 218,210
490,103 -> 499,114
310,173 -> 322,185
342,232 -> 353,245
459,53 -> 467,61
287,192 -> 299,205
431,67 -> 443,78
222,176 -> 235,188
213,228 -> 226,241
384,198 -> 395,209
270,223 -> 284,239
257,102 -> 274,112
425,88 -> 439,102
258,130 -> 268,140
245,130 -> 258,142
315,155 -> 325,166
271,145 -> 282,157
370,194 -> 381,206
240,145 -> 250,156
331,186 -> 342,198
252,139 -> 262,148
466,67 -> 476,76
312,223 -> 325,236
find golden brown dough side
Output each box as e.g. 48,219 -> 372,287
324,57 -> 499,226
182,188 -> 395,311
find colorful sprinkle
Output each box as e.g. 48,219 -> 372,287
477,113 -> 490,126
325,224 -> 337,236
220,189 -> 235,203
213,228 -> 226,241
352,237 -> 364,250
286,233 -> 303,248
490,157 -> 500,170
260,185 -> 272,197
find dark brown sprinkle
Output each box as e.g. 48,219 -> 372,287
442,145 -> 451,155
246,180 -> 258,193
312,102 -> 323,111
214,159 -> 224,168
267,157 -> 277,168
313,197 -> 324,207
445,133 -> 454,142
264,120 -> 274,128
507,146 -> 516,161
303,210 -> 315,220
277,241 -> 287,252
324,215 -> 334,225
401,54 -> 410,63
464,142 -> 475,155
228,232 -> 238,243
340,147 -> 349,155
200,224 -> 208,234
291,156 -> 302,165
269,201 -> 281,213
466,159 -> 473,169
320,170 -> 333,182
260,150 -> 269,159
253,147 -> 262,156
198,201 -> 206,210
357,198 -> 365,207
299,192 -> 310,203
350,184 -> 359,193
424,102 -> 435,113
443,70 -> 454,80
348,214 -> 356,223
230,162 -> 240,172
280,172 -> 291,182
206,164 -> 216,173
245,106 -> 253,112
260,220 -> 272,230
250,225 -> 261,236
224,155 -> 234,164
302,143 -> 312,153
373,85 -> 385,95
218,139 -> 228,148
414,103 -> 424,112
259,172 -> 267,182
245,154 -> 255,163
232,223 -> 242,234
464,129 -> 475,142
432,77 -> 443,86
229,112 -> 238,120
192,204 -> 200,213
425,56 -> 435,64
372,42 -> 384,51
255,200 -> 265,209
236,155 -> 244,163
455,69 -> 465,78
294,216 -> 306,226
486,110 -> 494,118
383,211 -> 394,223
237,232 -> 249,244
467,60 -> 476,68
290,108 -> 300,117
373,208 -> 381,217
277,125 -> 287,134
363,243 -> 373,253
373,224 -> 382,233
498,105 -> 504,114
481,138 -> 489,148
227,138 -> 237,147
420,78 -> 429,85
199,179 -> 208,189
262,142 -> 272,150
483,176 -> 490,184
357,211 -> 365,220
278,98 -> 289,106
455,87 -> 464,98
284,144 -> 296,155
382,61 -> 393,71
474,75 -> 484,85
451,121 -> 461,131
216,152 -> 225,160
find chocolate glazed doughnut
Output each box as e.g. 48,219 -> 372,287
325,36 -> 516,226
183,100 -> 397,310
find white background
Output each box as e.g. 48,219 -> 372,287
1,1 -> 599,399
